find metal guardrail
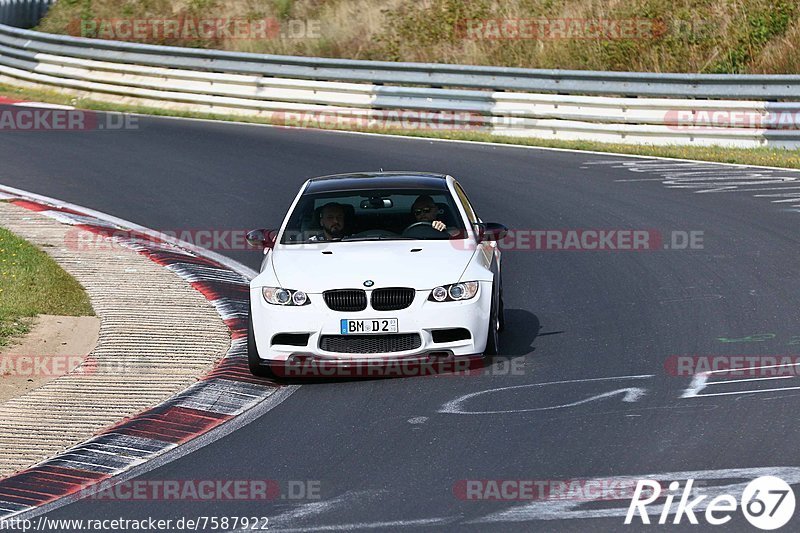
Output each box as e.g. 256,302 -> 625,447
0,0 -> 53,29
2,22 -> 800,99
0,2 -> 799,148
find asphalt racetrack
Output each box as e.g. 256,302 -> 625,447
2,115 -> 800,531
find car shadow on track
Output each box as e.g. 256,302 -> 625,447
494,308 -> 561,360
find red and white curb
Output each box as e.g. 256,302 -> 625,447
0,184 -> 286,518
0,96 -> 74,109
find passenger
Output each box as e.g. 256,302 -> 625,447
310,202 -> 347,241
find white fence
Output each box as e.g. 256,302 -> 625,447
1,3 -> 799,148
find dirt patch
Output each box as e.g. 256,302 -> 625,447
0,315 -> 100,404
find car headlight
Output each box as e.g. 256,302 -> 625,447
428,281 -> 479,302
292,290 -> 308,305
262,287 -> 311,306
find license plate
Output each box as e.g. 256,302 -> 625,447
341,318 -> 398,334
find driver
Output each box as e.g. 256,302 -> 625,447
310,202 -> 348,241
411,195 -> 448,232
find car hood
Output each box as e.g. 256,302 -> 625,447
264,240 -> 478,293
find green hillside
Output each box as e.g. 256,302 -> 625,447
37,0 -> 800,74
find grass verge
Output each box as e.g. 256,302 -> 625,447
0,225 -> 94,348
33,0 -> 800,75
1,81 -> 800,170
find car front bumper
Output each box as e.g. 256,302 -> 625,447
250,282 -> 492,363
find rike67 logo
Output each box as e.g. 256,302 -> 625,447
626,476 -> 795,530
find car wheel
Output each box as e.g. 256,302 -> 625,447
484,284 -> 501,356
248,307 -> 274,378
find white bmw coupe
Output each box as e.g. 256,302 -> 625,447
246,172 -> 507,377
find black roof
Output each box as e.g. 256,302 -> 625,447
304,172 -> 449,194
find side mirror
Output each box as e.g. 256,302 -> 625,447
475,222 -> 508,242
246,229 -> 277,250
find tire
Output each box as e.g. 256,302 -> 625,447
248,307 -> 274,378
484,284 -> 501,356
497,277 -> 506,333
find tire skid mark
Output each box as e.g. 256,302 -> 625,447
585,158 -> 800,208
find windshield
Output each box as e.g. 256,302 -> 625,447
280,188 -> 467,244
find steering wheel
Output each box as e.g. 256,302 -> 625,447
403,221 -> 434,232
402,221 -> 449,239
